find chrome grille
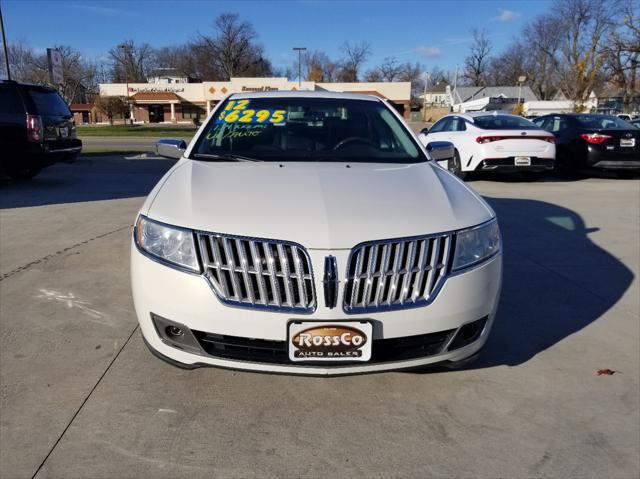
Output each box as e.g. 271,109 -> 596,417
343,234 -> 453,313
197,233 -> 315,313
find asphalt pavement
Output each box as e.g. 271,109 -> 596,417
0,155 -> 638,478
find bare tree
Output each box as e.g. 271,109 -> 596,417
196,13 -> 270,80
522,14 -> 563,99
337,41 -> 371,82
463,29 -> 492,86
4,42 -> 97,103
108,40 -> 155,82
554,0 -> 614,108
603,0 -> 639,112
93,95 -> 129,124
486,42 -> 529,86
294,50 -> 338,82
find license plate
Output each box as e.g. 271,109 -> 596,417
58,127 -> 68,138
288,321 -> 372,362
621,138 -> 635,147
514,156 -> 531,166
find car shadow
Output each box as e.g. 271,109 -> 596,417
469,196 -> 633,369
0,155 -> 176,209
470,169 -> 640,183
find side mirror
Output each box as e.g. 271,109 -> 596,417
156,138 -> 187,159
426,141 -> 454,169
420,127 -> 430,135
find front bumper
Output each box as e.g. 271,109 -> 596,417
131,243 -> 502,375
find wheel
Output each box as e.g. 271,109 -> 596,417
5,166 -> 42,180
450,150 -> 468,180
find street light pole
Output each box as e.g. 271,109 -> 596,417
0,3 -> 11,80
422,73 -> 429,121
119,44 -> 132,125
293,47 -> 306,89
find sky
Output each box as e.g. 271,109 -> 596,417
1,0 -> 552,75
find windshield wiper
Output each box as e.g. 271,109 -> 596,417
192,153 -> 262,162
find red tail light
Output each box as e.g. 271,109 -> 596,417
477,135 -> 557,144
580,133 -> 611,145
476,136 -> 503,144
26,114 -> 43,142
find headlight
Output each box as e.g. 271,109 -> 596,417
134,215 -> 200,272
452,219 -> 501,271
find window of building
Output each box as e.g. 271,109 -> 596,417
182,104 -> 205,119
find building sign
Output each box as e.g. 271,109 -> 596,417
129,86 -> 185,93
241,86 -> 279,92
47,48 -> 64,85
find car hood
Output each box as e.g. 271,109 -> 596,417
145,160 -> 494,249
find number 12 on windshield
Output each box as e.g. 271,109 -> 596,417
216,100 -> 286,125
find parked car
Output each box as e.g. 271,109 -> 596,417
533,114 -> 640,175
617,114 -> 632,122
132,92 -> 502,375
0,80 -> 81,179
419,112 -> 555,179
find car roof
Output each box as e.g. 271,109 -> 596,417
0,80 -> 56,92
229,90 -> 382,102
441,111 -> 525,122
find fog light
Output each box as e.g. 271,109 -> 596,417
448,316 -> 488,351
150,313 -> 203,355
166,326 -> 184,337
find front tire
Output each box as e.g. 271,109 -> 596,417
450,150 -> 468,180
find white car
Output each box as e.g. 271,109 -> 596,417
419,112 -> 556,179
131,92 -> 502,375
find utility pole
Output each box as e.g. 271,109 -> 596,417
452,65 -> 459,112
422,73 -> 429,121
293,47 -> 306,89
0,2 -> 11,80
119,44 -> 133,124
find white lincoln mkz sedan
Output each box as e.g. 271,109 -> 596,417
131,92 -> 502,375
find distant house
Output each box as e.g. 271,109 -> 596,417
147,68 -> 198,84
451,85 -> 539,112
595,89 -> 640,115
417,82 -> 449,107
524,91 -> 598,117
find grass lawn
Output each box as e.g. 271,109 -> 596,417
77,125 -> 197,137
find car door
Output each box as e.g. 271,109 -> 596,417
447,117 -> 475,170
539,115 -> 573,159
0,84 -> 27,157
422,117 -> 451,145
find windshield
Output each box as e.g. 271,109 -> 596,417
575,115 -> 634,130
27,88 -> 71,117
190,97 -> 425,163
473,115 -> 540,130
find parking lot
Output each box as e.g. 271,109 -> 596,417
1,155 -> 638,478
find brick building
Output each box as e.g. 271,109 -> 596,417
96,77 -> 412,124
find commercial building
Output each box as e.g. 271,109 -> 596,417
95,77 -> 412,124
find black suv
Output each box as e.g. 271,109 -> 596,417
0,80 -> 82,179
